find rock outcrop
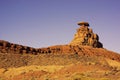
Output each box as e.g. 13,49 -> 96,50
0,40 -> 120,61
69,22 -> 103,48
0,21 -> 120,62
0,40 -> 38,54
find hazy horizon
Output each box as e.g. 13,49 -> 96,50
0,0 -> 120,53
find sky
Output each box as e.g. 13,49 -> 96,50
0,0 -> 120,53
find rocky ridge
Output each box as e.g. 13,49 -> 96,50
0,22 -> 120,61
0,39 -> 120,61
0,22 -> 120,80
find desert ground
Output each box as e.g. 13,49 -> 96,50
0,53 -> 120,80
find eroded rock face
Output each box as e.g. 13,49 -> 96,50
1,21 -> 120,63
0,40 -> 38,54
0,39 -> 120,62
69,22 -> 103,48
0,22 -> 103,55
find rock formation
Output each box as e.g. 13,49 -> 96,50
0,21 -> 120,62
0,40 -> 38,54
1,40 -> 120,62
69,22 -> 103,48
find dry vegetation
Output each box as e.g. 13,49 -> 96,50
0,53 -> 120,80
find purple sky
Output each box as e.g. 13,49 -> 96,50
0,0 -> 120,53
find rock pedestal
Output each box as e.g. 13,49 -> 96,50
69,22 -> 103,48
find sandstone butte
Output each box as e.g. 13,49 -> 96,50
0,22 -> 120,61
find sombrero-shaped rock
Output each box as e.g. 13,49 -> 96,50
77,22 -> 89,26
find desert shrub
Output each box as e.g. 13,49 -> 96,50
71,73 -> 96,80
101,78 -> 110,80
0,78 -> 4,80
31,77 -> 37,80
